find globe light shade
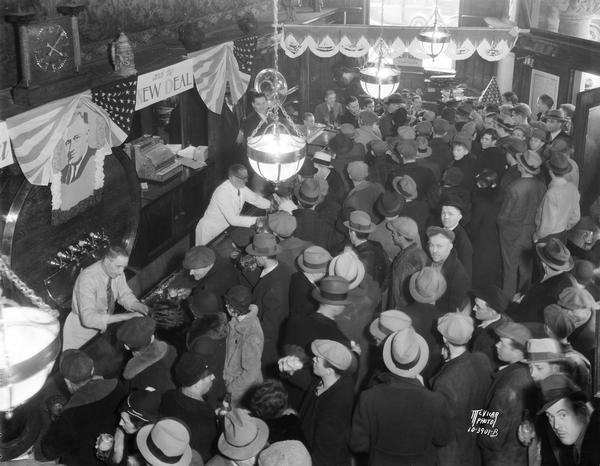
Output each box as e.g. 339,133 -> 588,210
247,123 -> 306,184
359,65 -> 401,100
0,307 -> 60,412
418,25 -> 451,60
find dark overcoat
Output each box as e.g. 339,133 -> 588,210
350,375 -> 451,466
430,351 -> 494,466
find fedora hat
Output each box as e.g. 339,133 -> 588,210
415,121 -> 433,136
329,250 -> 365,290
246,232 -> 281,256
218,409 -> 269,460
329,132 -> 354,154
516,150 -> 543,175
544,304 -> 576,339
416,136 -> 432,159
258,440 -> 311,466
471,285 -> 509,313
294,178 -> 324,206
525,338 -> 564,363
377,191 -> 405,218
392,174 -> 418,200
395,140 -> 418,160
369,310 -> 413,343
536,238 -> 574,271
538,374 -> 587,414
311,276 -> 352,306
383,327 -> 429,378
409,267 -> 447,304
545,109 -> 566,122
343,210 -> 376,234
298,157 -> 318,177
137,418 -> 193,466
297,245 -> 331,273
494,321 -> 532,348
547,152 -> 573,175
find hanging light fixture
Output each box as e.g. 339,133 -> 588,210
0,256 -> 60,459
359,0 -> 401,100
417,0 -> 451,60
0,256 -> 60,414
246,0 -> 306,184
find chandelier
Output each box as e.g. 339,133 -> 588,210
359,0 -> 401,100
246,0 -> 306,184
417,0 -> 451,60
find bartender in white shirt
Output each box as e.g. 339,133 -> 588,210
195,164 -> 271,245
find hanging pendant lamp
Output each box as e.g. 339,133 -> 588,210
418,0 -> 452,60
246,0 -> 306,184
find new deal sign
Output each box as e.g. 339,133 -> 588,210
135,59 -> 194,110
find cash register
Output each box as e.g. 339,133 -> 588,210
127,135 -> 183,183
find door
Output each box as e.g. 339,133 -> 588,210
573,86 -> 600,210
528,69 -> 559,110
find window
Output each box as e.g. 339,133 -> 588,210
369,0 -> 460,73
369,0 -> 460,27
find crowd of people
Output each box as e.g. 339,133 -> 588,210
44,87 -> 600,466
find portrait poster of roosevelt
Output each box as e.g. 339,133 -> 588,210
51,106 -> 110,224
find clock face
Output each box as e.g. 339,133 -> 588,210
33,24 -> 71,72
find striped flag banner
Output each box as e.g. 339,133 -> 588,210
190,35 -> 257,114
6,92 -> 113,186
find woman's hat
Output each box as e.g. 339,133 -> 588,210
311,276 -> 352,305
383,327 -> 429,378
369,310 -> 413,342
377,191 -> 406,218
536,238 -> 574,271
297,245 -> 331,273
343,210 -> 376,234
294,178 -> 324,206
329,250 -> 365,290
409,267 -> 447,304
246,233 -> 281,256
136,418 -> 193,466
218,409 -> 269,460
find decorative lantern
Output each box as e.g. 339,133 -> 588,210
418,0 -> 452,60
246,1 -> 306,184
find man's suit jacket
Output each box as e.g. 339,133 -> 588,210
314,102 -> 343,126
289,271 -> 319,319
252,264 -> 292,374
434,249 -> 471,314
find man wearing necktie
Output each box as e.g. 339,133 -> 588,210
314,89 -> 343,127
63,245 -> 149,350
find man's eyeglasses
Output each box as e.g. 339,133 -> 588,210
235,175 -> 249,182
